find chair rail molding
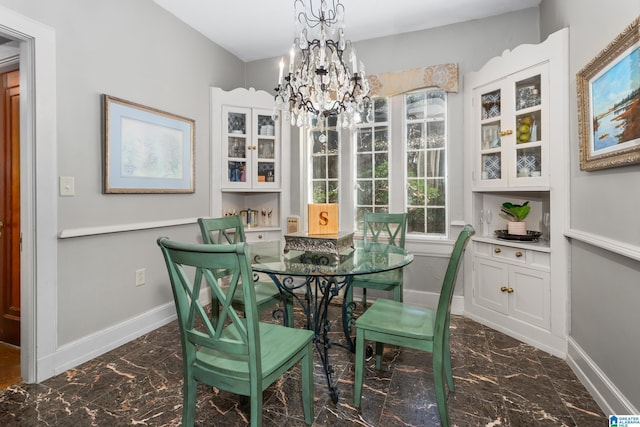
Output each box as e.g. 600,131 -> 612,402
565,228 -> 640,262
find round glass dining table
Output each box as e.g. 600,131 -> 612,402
251,240 -> 414,403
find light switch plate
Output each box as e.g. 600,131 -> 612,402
59,176 -> 75,196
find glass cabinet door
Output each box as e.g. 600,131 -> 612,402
513,72 -> 544,183
254,111 -> 279,188
475,64 -> 548,188
478,85 -> 506,186
224,107 -> 250,187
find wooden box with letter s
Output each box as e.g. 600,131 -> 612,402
308,203 -> 338,235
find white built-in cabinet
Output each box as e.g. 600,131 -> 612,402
211,87 -> 290,245
463,29 -> 569,357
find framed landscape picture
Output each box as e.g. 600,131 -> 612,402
577,17 -> 640,171
102,95 -> 195,193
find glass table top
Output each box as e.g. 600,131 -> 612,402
251,241 -> 413,277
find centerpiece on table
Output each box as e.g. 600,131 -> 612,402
501,201 -> 530,235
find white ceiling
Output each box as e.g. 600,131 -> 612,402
153,0 -> 541,62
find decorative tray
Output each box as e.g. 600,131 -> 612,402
494,230 -> 542,242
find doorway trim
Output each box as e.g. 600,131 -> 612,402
1,5 -> 57,383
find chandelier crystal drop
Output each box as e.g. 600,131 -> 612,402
274,0 -> 370,129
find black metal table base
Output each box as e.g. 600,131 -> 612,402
267,273 -> 355,404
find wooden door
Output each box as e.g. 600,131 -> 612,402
0,69 -> 20,346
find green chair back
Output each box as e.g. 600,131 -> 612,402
199,215 -> 246,244
349,212 -> 408,307
157,238 -> 314,426
435,224 -> 475,346
197,216 -> 293,326
363,212 -> 407,248
353,225 -> 475,427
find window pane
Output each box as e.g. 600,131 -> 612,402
374,180 -> 389,205
427,207 -> 446,234
312,181 -> 326,203
356,207 -> 367,231
407,151 -> 420,178
374,98 -> 388,122
327,181 -> 339,203
406,92 -> 426,120
426,91 -> 446,119
327,131 -> 339,154
407,208 -> 425,233
426,149 -> 445,177
407,178 -> 425,205
427,178 -> 445,205
312,132 -> 325,154
312,157 -> 326,179
407,123 -> 425,149
374,153 -> 388,178
357,153 -> 372,178
357,180 -> 372,205
327,155 -> 339,179
427,121 -> 445,148
374,126 -> 389,150
357,128 -> 372,152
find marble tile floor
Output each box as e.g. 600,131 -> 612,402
0,305 -> 606,426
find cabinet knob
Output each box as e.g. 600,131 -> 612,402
500,286 -> 514,293
494,247 -> 502,254
515,251 -> 523,257
257,234 -> 263,239
499,129 -> 513,136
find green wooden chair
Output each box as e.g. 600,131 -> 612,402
198,216 -> 293,327
346,212 -> 407,309
353,225 -> 474,427
157,237 -> 314,427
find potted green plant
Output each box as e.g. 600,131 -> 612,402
501,201 -> 530,235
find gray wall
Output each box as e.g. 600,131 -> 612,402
540,0 -> 640,412
0,0 -> 245,344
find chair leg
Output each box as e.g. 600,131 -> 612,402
301,344 -> 314,425
362,288 -> 368,308
444,331 -> 454,392
285,297 -> 294,328
375,341 -> 384,370
393,283 -> 403,303
433,350 -> 450,427
250,391 -> 263,427
182,375 -> 197,427
354,329 -> 366,408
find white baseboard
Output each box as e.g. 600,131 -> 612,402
50,302 -> 178,376
566,337 -> 638,416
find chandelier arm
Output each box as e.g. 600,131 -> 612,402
296,0 -> 344,27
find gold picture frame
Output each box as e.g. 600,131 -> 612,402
102,94 -> 195,193
577,17 -> 640,171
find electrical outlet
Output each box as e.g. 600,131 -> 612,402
135,268 -> 146,286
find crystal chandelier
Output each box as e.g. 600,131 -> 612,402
274,0 -> 370,129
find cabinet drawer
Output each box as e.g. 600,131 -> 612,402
491,244 -> 527,263
244,230 -> 279,243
